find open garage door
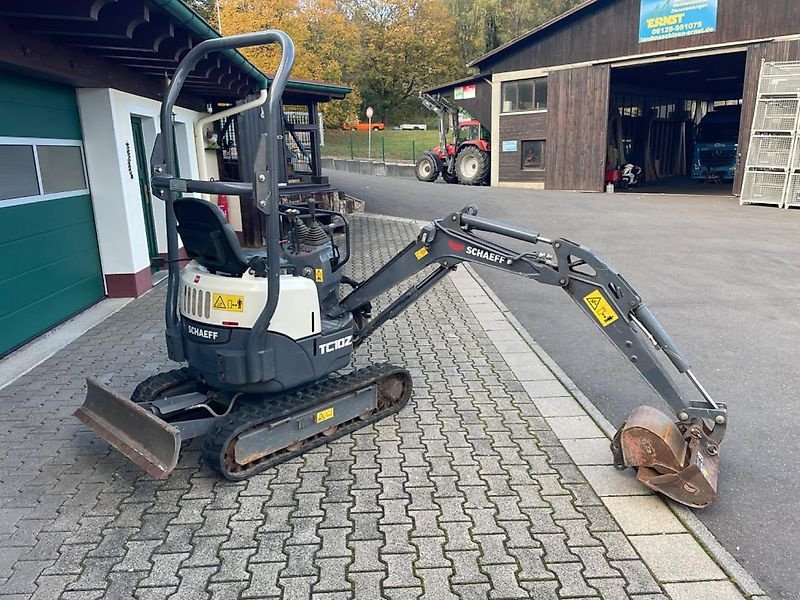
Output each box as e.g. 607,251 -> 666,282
607,52 -> 746,196
0,72 -> 104,357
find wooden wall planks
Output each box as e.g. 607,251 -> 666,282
480,0 -> 800,75
498,113 -> 548,182
545,65 -> 611,191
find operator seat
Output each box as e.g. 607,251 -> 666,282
174,197 -> 265,277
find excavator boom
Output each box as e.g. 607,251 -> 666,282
337,205 -> 727,508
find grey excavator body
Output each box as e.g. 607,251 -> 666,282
75,30 -> 727,509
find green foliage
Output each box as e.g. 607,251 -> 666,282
321,129 -> 441,161
321,86 -> 364,129
343,0 -> 468,124
217,0 -> 586,125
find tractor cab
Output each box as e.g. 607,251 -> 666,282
456,120 -> 490,145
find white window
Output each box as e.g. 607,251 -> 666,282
502,77 -> 548,113
0,138 -> 89,207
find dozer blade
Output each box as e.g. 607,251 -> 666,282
74,378 -> 181,478
617,405 -> 720,509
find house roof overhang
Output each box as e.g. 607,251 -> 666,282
0,0 -> 349,108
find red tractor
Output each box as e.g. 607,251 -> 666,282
415,93 -> 491,186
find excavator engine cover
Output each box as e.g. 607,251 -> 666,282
617,405 -> 720,509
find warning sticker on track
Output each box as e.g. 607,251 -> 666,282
212,293 -> 245,312
315,407 -> 334,424
583,290 -> 618,327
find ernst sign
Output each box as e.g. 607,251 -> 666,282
639,0 -> 717,43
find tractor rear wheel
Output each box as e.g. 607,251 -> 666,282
415,154 -> 440,182
456,146 -> 490,185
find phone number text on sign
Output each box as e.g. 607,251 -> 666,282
639,0 -> 717,43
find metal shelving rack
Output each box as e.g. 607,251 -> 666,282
741,61 -> 800,208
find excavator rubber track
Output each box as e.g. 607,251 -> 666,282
201,363 -> 412,480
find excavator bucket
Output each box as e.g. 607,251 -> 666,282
617,405 -> 720,509
74,378 -> 181,478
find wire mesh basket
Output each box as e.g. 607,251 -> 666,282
753,98 -> 799,132
740,170 -> 787,206
761,62 -> 800,95
785,173 -> 800,208
795,135 -> 800,170
747,134 -> 794,168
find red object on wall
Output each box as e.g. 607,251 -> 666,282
605,169 -> 621,184
217,195 -> 229,221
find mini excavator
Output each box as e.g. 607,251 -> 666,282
75,31 -> 727,509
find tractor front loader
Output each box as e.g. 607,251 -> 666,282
415,93 -> 491,186
74,30 -> 727,509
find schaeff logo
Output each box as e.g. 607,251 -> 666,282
319,335 -> 353,355
187,324 -> 219,340
465,245 -> 512,265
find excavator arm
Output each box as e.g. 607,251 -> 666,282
336,206 -> 727,508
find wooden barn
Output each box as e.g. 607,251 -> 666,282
429,0 -> 800,200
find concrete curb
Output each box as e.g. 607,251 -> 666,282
321,157 -> 416,179
362,212 -> 769,599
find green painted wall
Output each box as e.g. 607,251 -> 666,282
0,70 -> 83,139
0,195 -> 104,356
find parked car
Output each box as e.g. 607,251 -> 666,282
400,123 -> 427,130
341,122 -> 385,131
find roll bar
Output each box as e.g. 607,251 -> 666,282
151,30 -> 295,371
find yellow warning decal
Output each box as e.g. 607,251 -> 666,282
315,407 -> 334,424
212,293 -> 245,312
315,268 -> 324,283
583,290 -> 618,327
415,247 -> 429,260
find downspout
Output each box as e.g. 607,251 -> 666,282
194,87 -> 268,185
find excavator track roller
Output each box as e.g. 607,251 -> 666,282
615,405 -> 720,509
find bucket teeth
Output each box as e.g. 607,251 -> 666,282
617,405 -> 720,509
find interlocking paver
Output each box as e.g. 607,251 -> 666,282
0,214 -> 743,600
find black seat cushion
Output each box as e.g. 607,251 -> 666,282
174,197 -> 250,276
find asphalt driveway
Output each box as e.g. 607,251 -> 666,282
328,169 -> 800,600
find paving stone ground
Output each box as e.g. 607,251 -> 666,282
0,215 -> 744,599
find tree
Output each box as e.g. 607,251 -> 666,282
345,0 -> 467,123
444,0 -> 585,66
218,0 -> 361,126
185,0 -> 217,24
214,0 -> 587,126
